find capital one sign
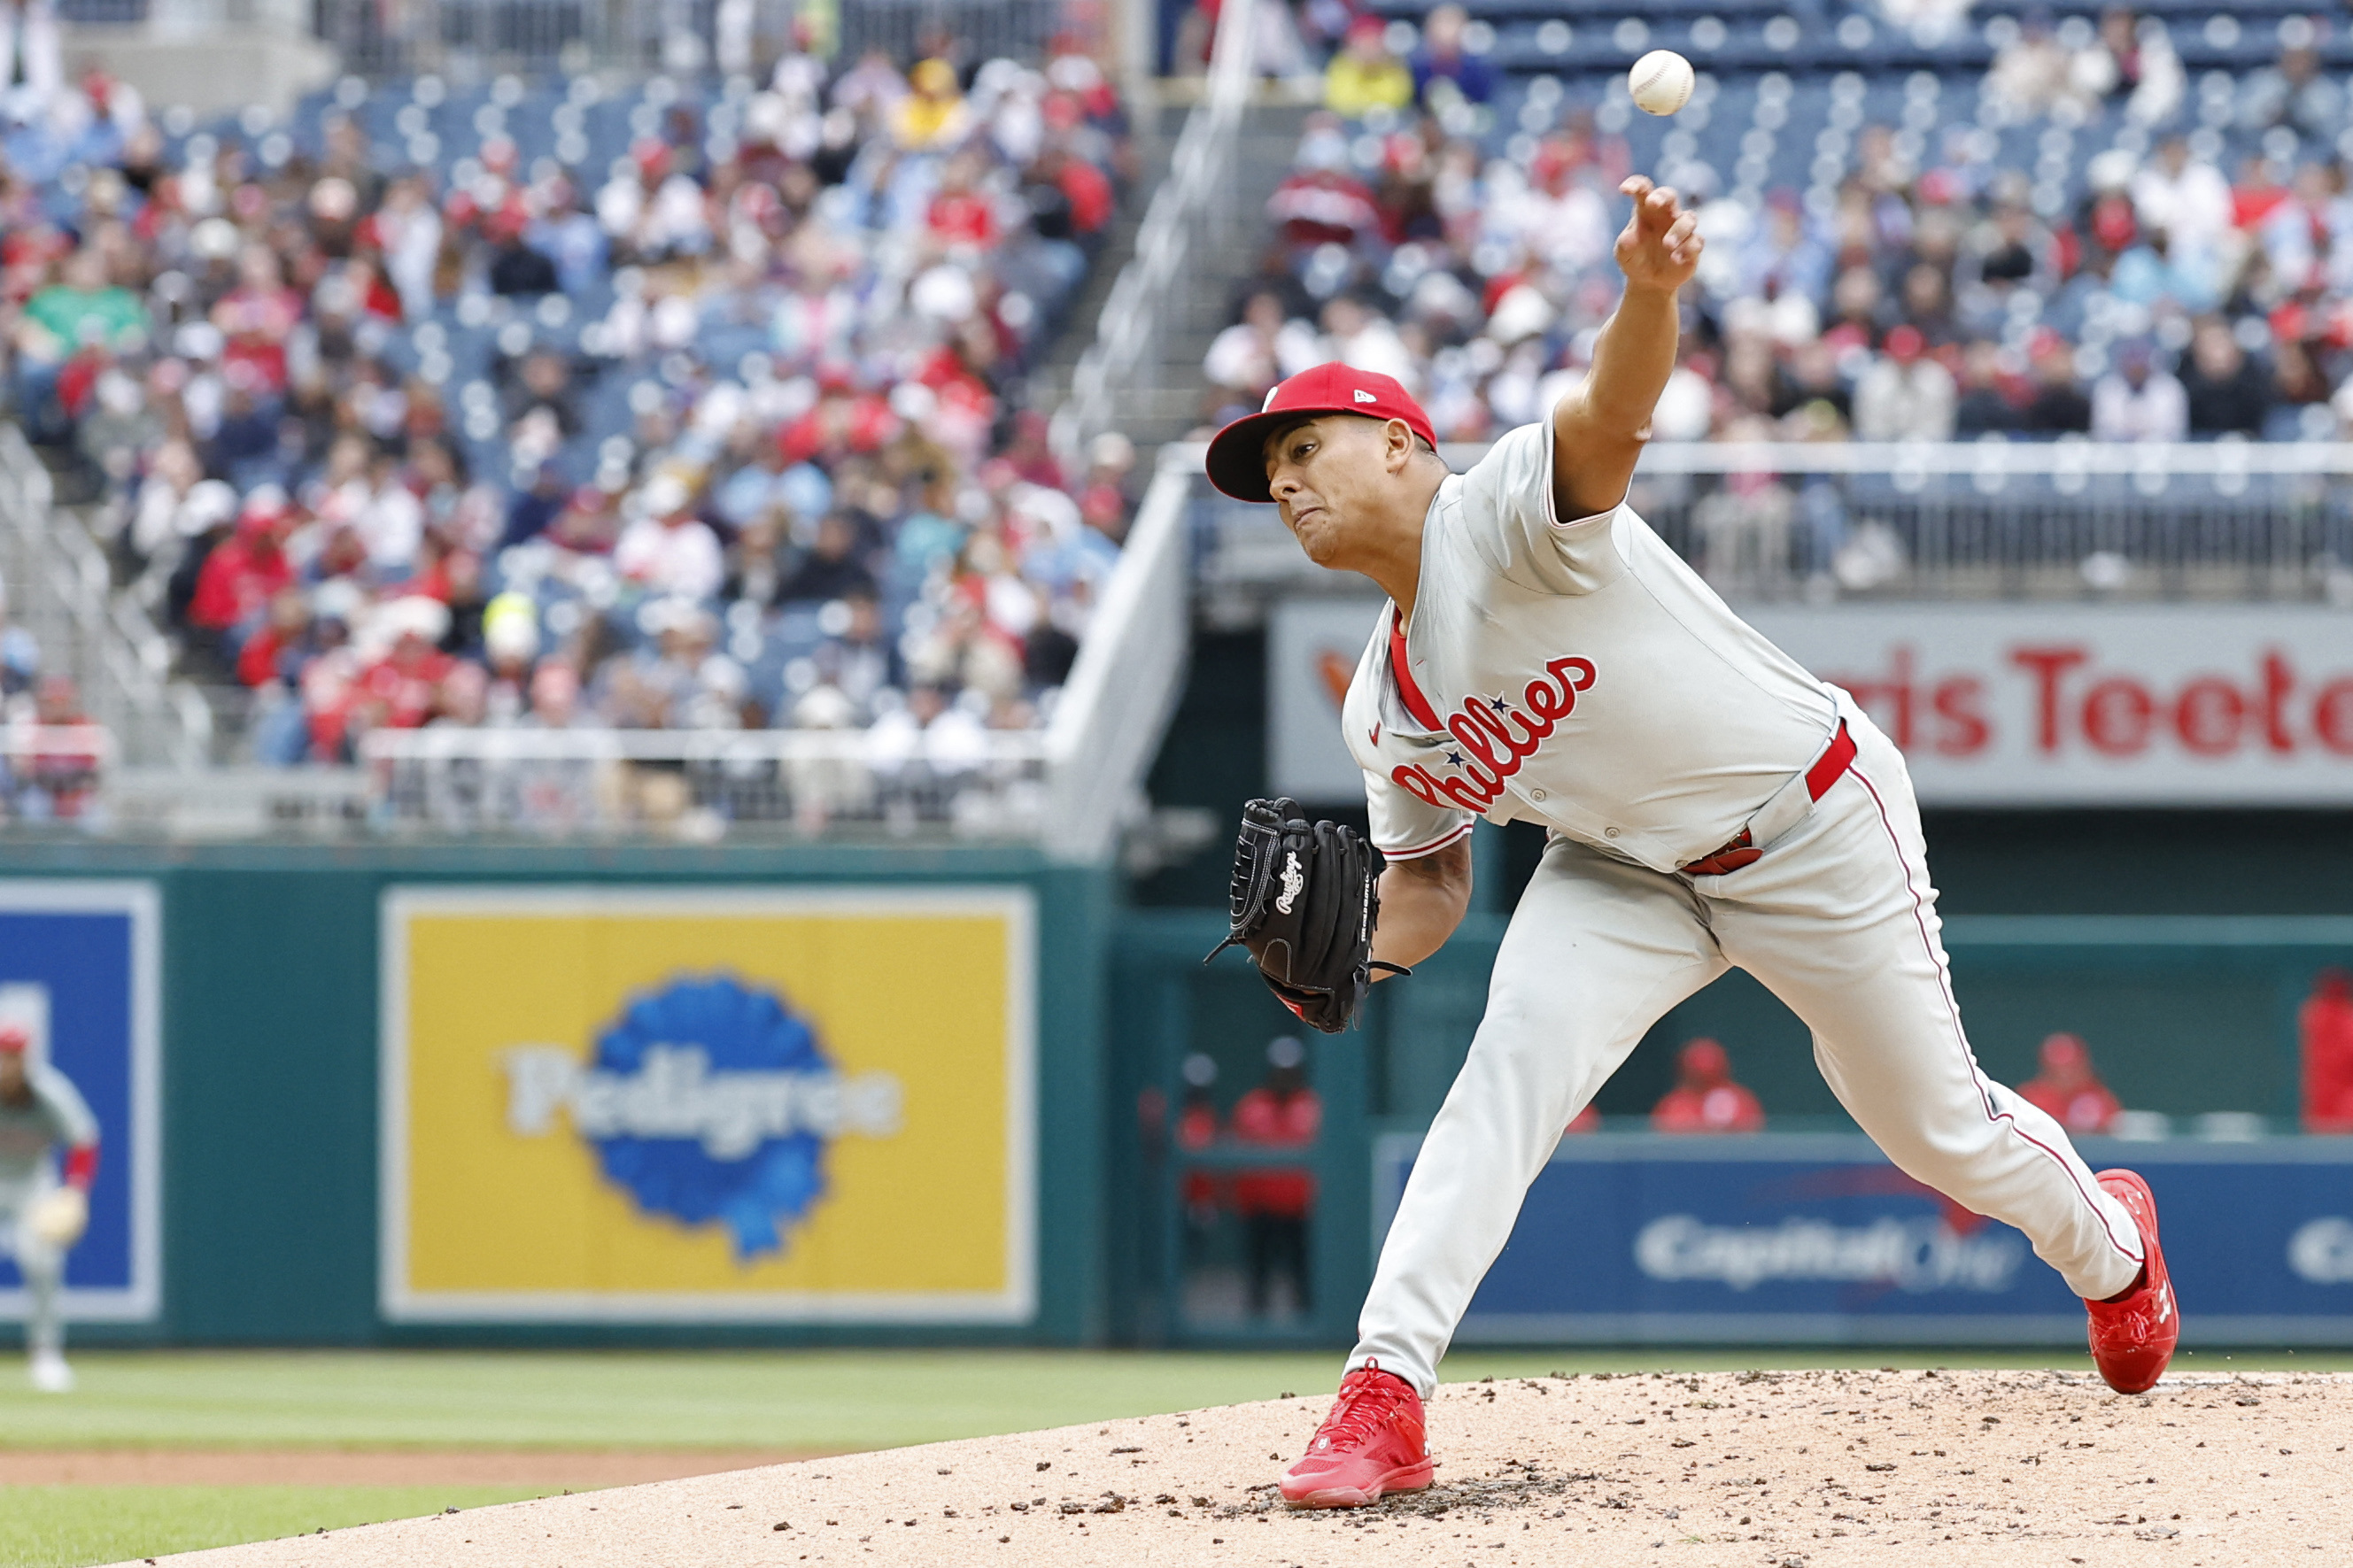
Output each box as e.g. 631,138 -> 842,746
1743,605 -> 2353,804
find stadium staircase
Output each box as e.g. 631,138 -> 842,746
1034,94 -> 1313,455
0,429 -> 212,775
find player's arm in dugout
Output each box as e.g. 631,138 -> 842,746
1551,175 -> 1703,521
1371,837 -> 1473,977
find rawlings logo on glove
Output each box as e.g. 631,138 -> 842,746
1204,798 -> 1408,1033
1276,852 -> 1304,914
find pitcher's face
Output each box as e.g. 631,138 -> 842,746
1263,414 -> 1404,569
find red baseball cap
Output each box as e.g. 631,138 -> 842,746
1204,362 -> 1438,503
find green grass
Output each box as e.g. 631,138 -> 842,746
0,1346 -> 2344,1453
0,1486 -> 543,1568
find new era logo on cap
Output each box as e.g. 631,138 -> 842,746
1204,362 -> 1440,503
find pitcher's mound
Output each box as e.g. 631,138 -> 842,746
128,1368 -> 2352,1567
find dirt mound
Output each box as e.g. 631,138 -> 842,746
125,1368 -> 2353,1567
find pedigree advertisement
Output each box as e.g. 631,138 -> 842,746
1273,599 -> 2353,806
379,886 -> 1034,1323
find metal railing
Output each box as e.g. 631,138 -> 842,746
0,429 -> 211,772
313,0 -> 1066,77
1047,0 -> 1257,472
834,0 -> 1064,67
1191,439 -> 2353,607
359,725 -> 1054,840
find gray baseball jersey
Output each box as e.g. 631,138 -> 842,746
1341,417 -> 1841,871
0,1064 -> 98,1189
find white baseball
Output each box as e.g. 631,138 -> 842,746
1629,50 -> 1695,116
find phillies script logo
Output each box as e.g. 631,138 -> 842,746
1391,656 -> 1597,811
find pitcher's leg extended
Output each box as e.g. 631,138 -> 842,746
1709,734 -> 2143,1304
1351,840 -> 1728,1396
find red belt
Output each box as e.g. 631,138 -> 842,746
1679,722 -> 1856,877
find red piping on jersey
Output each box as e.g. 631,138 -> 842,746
1382,821 -> 1474,861
1389,609 -> 1443,732
63,1144 -> 97,1192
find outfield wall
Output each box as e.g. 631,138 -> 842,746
1112,907 -> 2353,1348
2,841 -> 2349,1348
0,843 -> 1112,1348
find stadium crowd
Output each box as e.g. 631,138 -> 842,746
0,37 -> 1134,780
1199,4 -> 2353,450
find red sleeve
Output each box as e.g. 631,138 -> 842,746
64,1143 -> 97,1192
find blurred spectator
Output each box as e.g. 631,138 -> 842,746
1204,290 -> 1322,407
1176,1051 -> 1221,1245
2302,969 -> 2353,1135
1267,117 -> 1380,250
1985,15 -> 2093,121
1231,1035 -> 1319,1317
2180,321 -> 2274,436
777,512 -> 880,606
1562,1101 -> 1602,1135
1409,4 -> 1495,109
1324,15 -> 1412,119
2242,42 -> 2342,142
1853,327 -> 1956,441
486,212 -> 560,297
2130,138 -> 2233,260
2070,8 -> 2184,127
2024,336 -> 2094,433
184,493 -> 295,666
12,248 -> 144,438
894,58 -> 970,151
1652,1039 -> 1766,1133
2017,1031 -> 2121,1134
7,676 -> 102,821
2092,341 -> 2188,443
1320,295 -> 1416,388
1954,340 -> 2025,435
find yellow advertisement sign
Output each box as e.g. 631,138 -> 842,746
378,886 -> 1035,1322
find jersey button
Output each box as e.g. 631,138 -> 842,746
1530,788 -> 1547,801
1603,826 -> 1620,838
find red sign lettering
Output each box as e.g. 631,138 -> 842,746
2173,677 -> 2246,756
2010,645 -> 2091,755
1931,676 -> 1989,757
2317,680 -> 2353,755
2082,677 -> 2154,756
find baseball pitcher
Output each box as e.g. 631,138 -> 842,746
1203,177 -> 2177,1510
0,1021 -> 98,1393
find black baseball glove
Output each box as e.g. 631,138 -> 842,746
1202,797 -> 1408,1032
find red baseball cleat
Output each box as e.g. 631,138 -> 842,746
1279,1362 -> 1436,1509
2085,1168 -> 2179,1394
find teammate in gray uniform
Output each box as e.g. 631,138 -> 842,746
0,1021 -> 99,1393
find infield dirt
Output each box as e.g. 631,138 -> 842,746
120,1367 -> 2353,1566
